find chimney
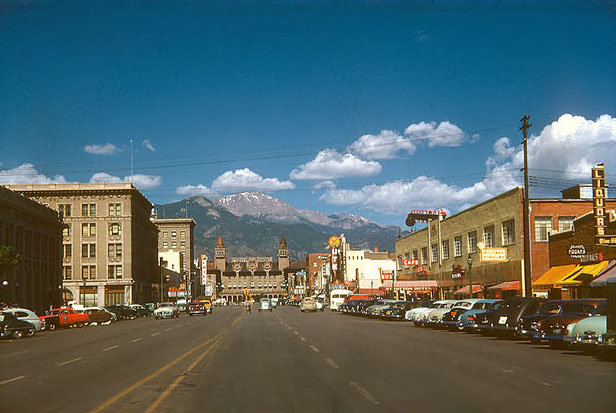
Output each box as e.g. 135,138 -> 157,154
373,245 -> 378,252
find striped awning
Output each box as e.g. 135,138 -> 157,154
555,261 -> 610,287
590,261 -> 616,287
487,281 -> 520,291
532,264 -> 578,288
454,285 -> 483,295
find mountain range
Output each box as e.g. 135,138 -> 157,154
155,192 -> 407,260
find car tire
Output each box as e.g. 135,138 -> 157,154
48,323 -> 57,331
76,322 -> 84,328
12,329 -> 24,339
26,328 -> 35,337
102,320 -> 112,326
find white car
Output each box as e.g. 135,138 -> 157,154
154,302 -> 180,319
259,298 -> 272,312
2,308 -> 43,332
424,300 -> 463,327
416,300 -> 457,326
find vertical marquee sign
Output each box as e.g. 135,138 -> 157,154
593,163 -> 616,247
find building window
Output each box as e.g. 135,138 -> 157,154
108,265 -> 122,279
82,243 -> 96,258
172,241 -> 177,249
171,231 -> 177,238
483,225 -> 495,248
63,244 -> 72,258
468,231 -> 477,253
82,203 -> 96,217
82,265 -> 96,279
397,255 -> 402,269
180,231 -> 186,238
108,203 -> 121,217
404,252 -> 410,260
454,236 -> 462,257
431,244 -> 438,262
163,241 -> 168,248
63,266 -> 72,280
108,243 -> 122,258
558,216 -> 575,232
502,220 -> 515,245
421,247 -> 428,265
63,227 -> 71,237
58,204 -> 72,218
442,240 -> 449,260
109,223 -> 121,236
412,250 -> 418,260
163,231 -> 168,238
180,241 -> 186,248
534,217 -> 552,242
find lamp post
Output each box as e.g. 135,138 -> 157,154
467,255 -> 473,299
1,280 -> 8,304
82,275 -> 87,306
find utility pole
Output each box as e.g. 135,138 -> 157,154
159,257 -> 164,303
521,115 -> 533,298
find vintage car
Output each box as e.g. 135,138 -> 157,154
404,300 -> 434,321
200,299 -> 213,314
471,301 -> 504,333
259,298 -> 273,312
104,305 -> 138,320
82,307 -> 114,325
456,300 -> 502,332
129,304 -> 152,317
517,300 -> 566,343
2,308 -> 43,332
407,300 -> 443,324
422,300 -> 461,327
0,312 -> 36,339
188,301 -> 207,316
365,299 -> 401,318
534,299 -> 607,349
154,302 -> 180,319
39,307 -> 90,331
563,315 -> 607,353
300,297 -> 317,312
382,301 -> 415,320
440,299 -> 483,330
490,297 -> 545,336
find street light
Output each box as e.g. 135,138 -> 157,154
467,255 -> 473,299
82,275 -> 87,306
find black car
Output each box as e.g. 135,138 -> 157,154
382,301 -> 415,321
473,301 -> 504,333
104,305 -> 138,320
491,297 -> 545,336
1,312 -> 36,339
517,300 -> 566,343
355,299 -> 379,316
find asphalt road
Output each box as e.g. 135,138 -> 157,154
0,306 -> 614,413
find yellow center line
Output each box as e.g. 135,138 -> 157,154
89,314 -> 242,413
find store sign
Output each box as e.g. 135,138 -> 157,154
380,270 -> 394,281
331,248 -> 338,271
328,236 -> 341,248
405,209 -> 447,226
480,248 -> 508,262
203,284 -> 213,296
568,245 -> 586,258
592,163 -> 615,247
200,254 -> 208,285
416,266 -> 429,277
451,264 -> 464,279
402,259 -> 419,268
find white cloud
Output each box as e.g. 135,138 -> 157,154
404,121 -> 466,147
88,172 -> 161,190
346,130 -> 416,159
290,149 -> 382,180
212,168 -> 295,192
0,163 -> 67,185
84,143 -> 120,155
142,139 -> 156,152
177,184 -> 217,197
318,114 -> 616,215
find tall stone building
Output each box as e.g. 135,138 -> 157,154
151,218 -> 196,297
0,186 -> 63,313
7,183 -> 159,306
211,234 -> 290,302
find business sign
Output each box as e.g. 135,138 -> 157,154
416,266 -> 429,277
451,264 -> 464,279
592,163 -> 616,247
331,248 -> 339,271
203,284 -> 213,296
402,259 -> 419,268
328,236 -> 341,248
480,248 -> 508,262
405,209 -> 447,226
380,269 -> 394,281
200,254 -> 208,285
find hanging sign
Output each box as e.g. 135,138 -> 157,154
405,209 -> 446,226
593,163 -> 616,246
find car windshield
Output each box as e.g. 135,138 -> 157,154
489,302 -> 502,311
561,302 -> 593,313
538,302 -> 561,314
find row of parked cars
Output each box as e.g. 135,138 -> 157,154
0,303 -> 154,340
338,296 -> 613,358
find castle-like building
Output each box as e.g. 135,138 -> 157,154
211,234 -> 290,302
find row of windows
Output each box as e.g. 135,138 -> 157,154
162,231 -> 186,238
62,223 -> 122,237
225,281 -> 278,288
161,241 -> 186,249
534,216 -> 574,242
63,265 -> 123,280
58,203 -> 122,218
63,243 -> 122,259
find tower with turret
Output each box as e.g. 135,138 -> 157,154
277,233 -> 289,272
214,235 -> 226,272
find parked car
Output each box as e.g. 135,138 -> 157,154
129,304 -> 151,317
188,301 -> 207,316
408,300 -> 443,324
105,305 -> 138,320
404,300 -> 435,321
300,297 -> 317,312
39,307 -> 90,331
457,300 -> 502,332
0,312 -> 36,339
201,299 -> 213,314
83,307 -> 114,325
382,301 -> 415,320
259,298 -> 273,312
154,302 -> 180,319
355,299 -> 379,316
472,301 -> 504,333
517,300 -> 566,343
365,299 -> 400,318
441,299 -> 484,331
534,299 -> 607,349
2,308 -> 43,332
490,297 -> 545,336
563,315 -> 607,353
424,300 -> 461,327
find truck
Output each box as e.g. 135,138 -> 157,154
39,308 -> 90,331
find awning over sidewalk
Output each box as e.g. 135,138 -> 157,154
454,284 -> 483,295
590,261 -> 616,287
555,261 -> 610,287
532,264 -> 578,289
487,281 -> 520,291
381,280 -> 438,290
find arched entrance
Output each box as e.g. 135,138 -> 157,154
61,288 -> 74,305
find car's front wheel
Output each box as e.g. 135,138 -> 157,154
26,328 -> 35,337
12,329 -> 25,339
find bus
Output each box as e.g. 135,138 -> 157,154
330,289 -> 353,311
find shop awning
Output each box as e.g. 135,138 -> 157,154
590,261 -> 616,287
532,264 -> 578,288
381,280 -> 438,290
487,281 -> 520,291
555,261 -> 610,287
454,285 -> 483,295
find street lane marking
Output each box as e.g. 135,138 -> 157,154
0,376 -> 26,386
324,358 -> 339,369
184,322 -> 190,326
151,332 -> 160,336
131,338 -> 143,343
299,337 -> 306,342
309,345 -> 320,353
293,330 -> 299,335
57,357 -> 83,366
287,326 -> 292,330
165,328 -> 172,331
102,345 -> 119,352
350,382 -> 380,405
90,314 -> 243,413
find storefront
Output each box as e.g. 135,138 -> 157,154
380,280 -> 438,300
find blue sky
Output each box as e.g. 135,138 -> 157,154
1,0 -> 615,225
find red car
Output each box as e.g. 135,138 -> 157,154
39,308 -> 90,331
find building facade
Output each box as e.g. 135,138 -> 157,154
395,186 -> 616,298
211,235 -> 290,302
152,218 -> 196,297
338,235 -> 396,293
0,186 -> 63,313
8,183 -> 159,306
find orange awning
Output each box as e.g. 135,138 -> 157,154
487,281 -> 520,291
555,261 -> 610,287
532,264 -> 578,288
454,285 -> 482,294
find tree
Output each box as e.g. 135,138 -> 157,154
0,246 -> 19,275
